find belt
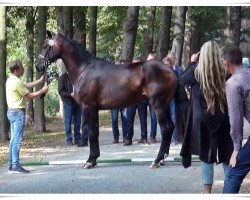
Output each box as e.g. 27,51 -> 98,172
8,108 -> 25,112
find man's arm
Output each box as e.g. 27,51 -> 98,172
25,85 -> 48,100
226,81 -> 244,167
25,75 -> 45,89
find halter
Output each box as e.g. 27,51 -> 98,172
38,38 -> 55,73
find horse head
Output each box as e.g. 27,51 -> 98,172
36,30 -> 60,73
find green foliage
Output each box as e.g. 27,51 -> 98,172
188,6 -> 227,44
44,80 -> 60,117
96,6 -> 127,61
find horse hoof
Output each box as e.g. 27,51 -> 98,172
83,162 -> 93,169
150,162 -> 160,169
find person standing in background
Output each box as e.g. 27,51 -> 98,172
58,72 -> 82,146
162,52 -> 183,144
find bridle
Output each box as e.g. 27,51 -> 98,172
38,38 -> 56,74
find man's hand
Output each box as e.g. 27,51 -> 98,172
229,150 -> 238,168
39,75 -> 45,83
190,52 -> 199,63
70,92 -> 75,98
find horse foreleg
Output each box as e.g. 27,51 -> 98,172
84,106 -> 100,169
150,106 -> 174,169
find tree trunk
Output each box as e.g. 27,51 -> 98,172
182,7 -> 192,68
142,6 -> 156,60
0,6 -> 9,141
63,7 -> 74,39
25,6 -> 35,125
171,6 -> 187,66
88,6 -> 97,56
120,6 -> 140,63
225,6 -> 233,46
190,15 -> 202,55
234,6 -> 242,46
34,6 -> 47,132
157,6 -> 172,61
74,7 -> 87,46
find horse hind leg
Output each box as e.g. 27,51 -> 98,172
150,103 -> 174,169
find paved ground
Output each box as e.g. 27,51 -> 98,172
0,116 -> 250,195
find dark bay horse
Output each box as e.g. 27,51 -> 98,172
36,31 -> 188,169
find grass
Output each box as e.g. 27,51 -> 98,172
0,110 -> 112,165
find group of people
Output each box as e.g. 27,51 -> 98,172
179,41 -> 250,194
5,40 -> 250,194
111,52 -> 182,146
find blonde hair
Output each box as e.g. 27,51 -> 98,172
194,40 -> 226,114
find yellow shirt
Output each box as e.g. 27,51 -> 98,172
6,74 -> 29,109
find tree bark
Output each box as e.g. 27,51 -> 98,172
0,6 -> 9,141
225,7 -> 233,46
120,6 -> 140,63
171,6 -> 187,66
234,6 -> 242,46
34,6 -> 47,132
142,6 -> 156,60
157,6 -> 172,61
74,7 -> 87,46
88,6 -> 98,56
25,6 -> 35,125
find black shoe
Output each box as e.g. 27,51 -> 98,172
10,166 -> 30,174
113,139 -> 119,144
67,141 -> 73,146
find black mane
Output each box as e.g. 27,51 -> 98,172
58,34 -> 93,66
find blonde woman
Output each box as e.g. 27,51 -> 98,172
179,41 -> 233,193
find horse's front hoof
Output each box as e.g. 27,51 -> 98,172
150,161 -> 160,169
83,162 -> 97,169
83,162 -> 93,169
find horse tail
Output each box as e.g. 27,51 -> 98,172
174,81 -> 189,141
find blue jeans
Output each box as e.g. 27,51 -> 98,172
149,104 -> 157,139
126,102 -> 147,140
7,110 -> 26,168
201,161 -> 228,185
224,137 -> 250,193
63,102 -> 81,144
111,108 -> 127,140
170,99 -> 181,143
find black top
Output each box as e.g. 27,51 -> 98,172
58,73 -> 76,103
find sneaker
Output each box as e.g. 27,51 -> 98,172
8,166 -> 12,173
10,166 -> 30,174
123,139 -> 132,146
67,141 -> 73,146
77,141 -> 88,147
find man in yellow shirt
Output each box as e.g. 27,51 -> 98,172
6,59 -> 48,174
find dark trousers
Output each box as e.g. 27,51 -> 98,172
111,108 -> 127,140
223,137 -> 250,193
63,102 -> 81,144
126,102 -> 147,140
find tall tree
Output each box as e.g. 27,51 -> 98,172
142,6 -> 156,59
25,6 -> 36,125
120,6 -> 140,63
0,6 -> 9,141
171,6 -> 187,66
74,6 -> 87,46
234,6 -> 242,46
225,7 -> 233,46
157,6 -> 172,61
88,6 -> 98,56
34,6 -> 47,132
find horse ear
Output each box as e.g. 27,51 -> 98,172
46,30 -> 52,39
